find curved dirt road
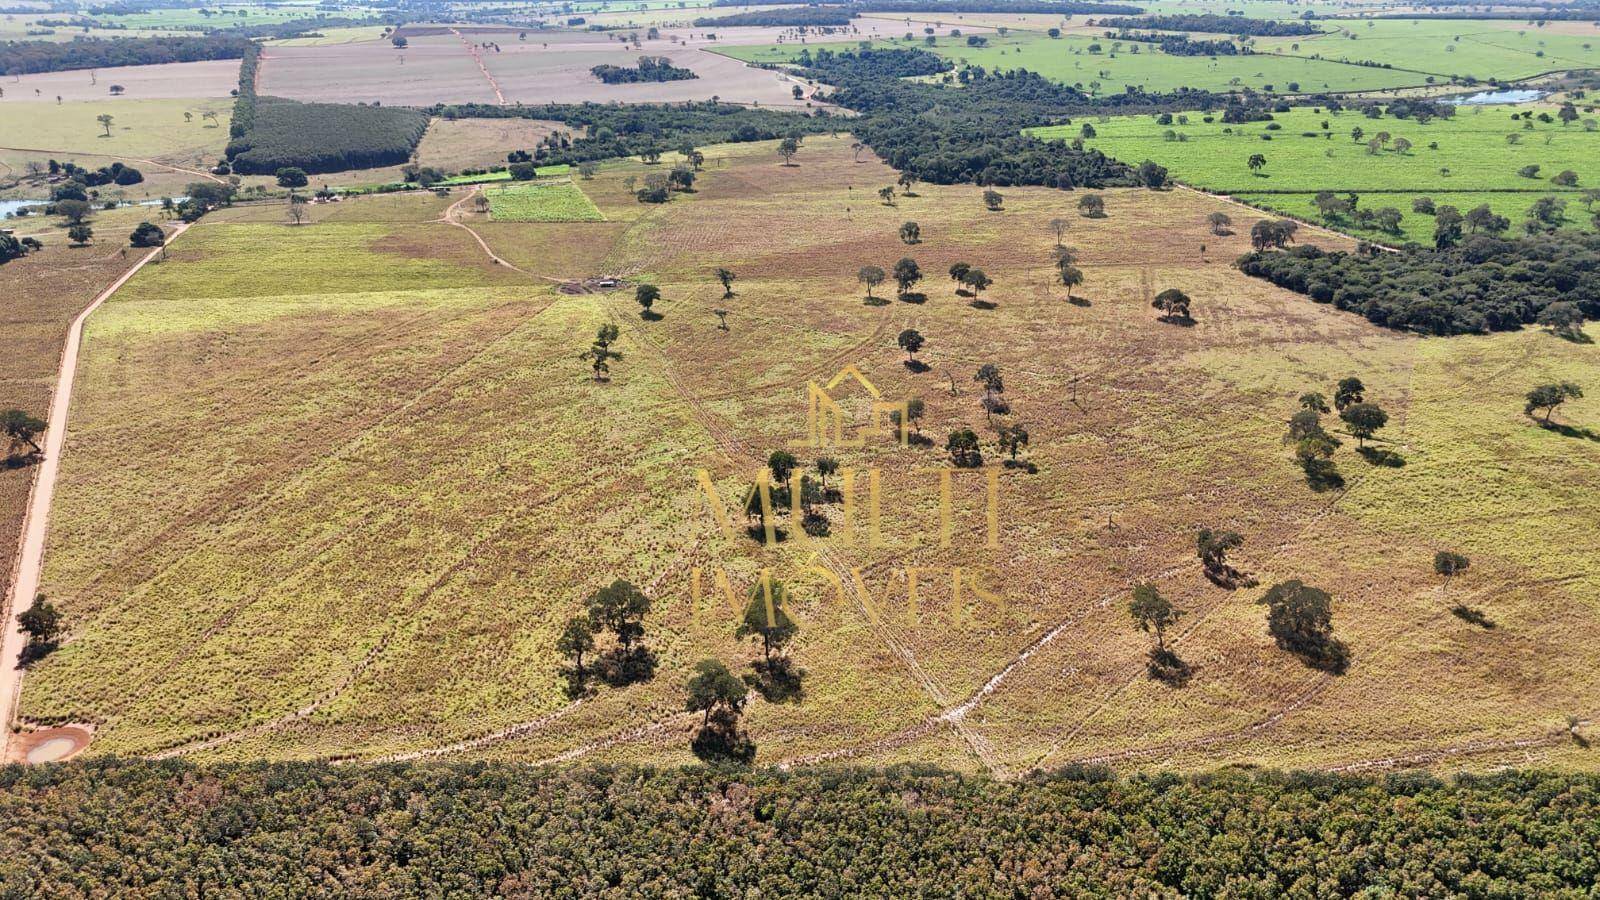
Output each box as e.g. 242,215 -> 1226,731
0,223 -> 189,752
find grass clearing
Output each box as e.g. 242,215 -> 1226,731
17,136 -> 1600,777
1033,103 -> 1600,242
486,179 -> 604,222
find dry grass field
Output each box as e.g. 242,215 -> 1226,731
0,205 -> 170,625
16,136 -> 1600,774
258,30 -> 816,106
0,60 -> 240,102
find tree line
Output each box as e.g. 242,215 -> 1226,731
0,761 -> 1597,895
693,7 -> 858,26
1237,231 -> 1600,335
1093,13 -> 1320,36
0,33 -> 250,76
709,0 -> 1144,11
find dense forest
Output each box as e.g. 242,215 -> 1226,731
1,761 -> 1598,895
0,34 -> 249,75
800,48 -> 1216,187
226,97 -> 429,174
434,101 -> 838,165
590,56 -> 697,84
694,7 -> 857,26
1238,232 -> 1600,335
1095,13 -> 1321,35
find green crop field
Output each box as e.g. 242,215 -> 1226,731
1032,103 -> 1600,242
441,164 -> 572,186
486,179 -> 604,222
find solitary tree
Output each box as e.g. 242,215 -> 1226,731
287,194 -> 308,225
997,421 -> 1029,463
893,257 -> 922,297
67,223 -> 93,245
945,428 -> 981,467
1,408 -> 45,457
1058,262 -> 1084,302
580,323 -> 622,380
897,328 -> 925,363
685,658 -> 752,761
17,594 -> 61,657
1339,402 -> 1388,447
714,267 -> 736,298
1129,583 -> 1179,652
1257,579 -> 1345,671
878,185 -> 896,206
1197,528 -> 1244,580
1152,288 -> 1192,323
962,268 -> 992,302
96,113 -> 114,136
636,283 -> 661,317
982,188 -> 1003,211
1206,211 -> 1232,235
899,220 -> 921,244
1078,194 -> 1105,217
556,615 -> 596,687
897,171 -> 919,195
1434,550 -> 1470,577
1247,153 -> 1267,175
777,136 -> 800,166
736,577 -> 797,665
1333,377 -> 1365,412
1525,381 -> 1583,424
586,578 -> 652,656
857,264 -> 886,300
1298,392 -> 1330,414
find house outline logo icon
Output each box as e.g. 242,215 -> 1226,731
791,364 -> 909,448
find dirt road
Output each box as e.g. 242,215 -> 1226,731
0,223 -> 189,754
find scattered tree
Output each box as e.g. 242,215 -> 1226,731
17,594 -> 61,660
580,323 -> 622,380
892,257 -> 922,297
1,409 -> 45,459
1525,381 -> 1583,425
714,267 -> 736,298
1434,550 -> 1470,577
1078,194 -> 1105,217
858,265 -> 885,300
1206,211 -> 1232,235
685,658 -> 753,762
636,283 -> 661,318
556,615 -> 596,691
897,328 -> 925,365
1333,377 -> 1365,412
736,577 -> 797,665
982,189 -> 1003,211
1129,583 -> 1179,653
1258,579 -> 1347,673
777,136 -> 800,166
66,223 -> 92,245
945,428 -> 982,468
1152,288 -> 1192,323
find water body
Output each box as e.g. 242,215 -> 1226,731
1449,89 -> 1546,105
2,196 -> 185,219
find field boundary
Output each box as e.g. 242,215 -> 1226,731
0,222 -> 190,754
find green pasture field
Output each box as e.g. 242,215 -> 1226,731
1031,103 -> 1600,242
722,32 -> 1435,94
486,178 -> 604,222
1253,19 -> 1600,84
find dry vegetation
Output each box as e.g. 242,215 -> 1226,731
17,136 -> 1600,775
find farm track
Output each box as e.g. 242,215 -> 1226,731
1,222 -> 190,749
451,28 -> 507,105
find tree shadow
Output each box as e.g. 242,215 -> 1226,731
1303,460 -> 1344,492
899,292 -> 927,304
863,296 -> 890,307
746,657 -> 805,704
3,452 -> 42,471
1068,296 -> 1092,307
1203,565 -> 1257,591
745,523 -> 789,543
1552,329 -> 1593,344
1155,314 -> 1196,327
691,709 -> 755,764
969,299 -> 997,310
1280,635 -> 1350,674
1002,458 -> 1038,473
1357,446 -> 1406,467
955,288 -> 973,298
1450,604 -> 1496,629
561,667 -> 595,700
904,359 -> 930,373
1146,648 -> 1193,687
597,646 -> 657,687
17,640 -> 57,667
1540,422 -> 1600,442
907,433 -> 935,448
640,309 -> 663,321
